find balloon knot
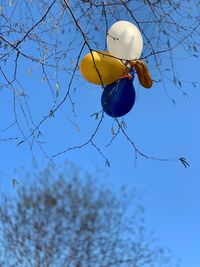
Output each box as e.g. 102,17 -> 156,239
122,73 -> 133,80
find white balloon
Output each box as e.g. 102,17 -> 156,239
107,21 -> 143,60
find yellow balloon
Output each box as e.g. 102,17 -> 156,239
80,51 -> 127,85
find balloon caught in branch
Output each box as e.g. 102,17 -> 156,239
107,21 -> 143,61
101,72 -> 136,117
80,51 -> 127,86
79,20 -> 153,118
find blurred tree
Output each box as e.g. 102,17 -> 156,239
0,0 -> 198,164
0,165 -> 176,267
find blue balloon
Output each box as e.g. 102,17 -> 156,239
101,71 -> 136,117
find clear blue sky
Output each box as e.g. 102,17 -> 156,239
0,2 -> 200,267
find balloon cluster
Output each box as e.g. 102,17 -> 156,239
80,21 -> 153,118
